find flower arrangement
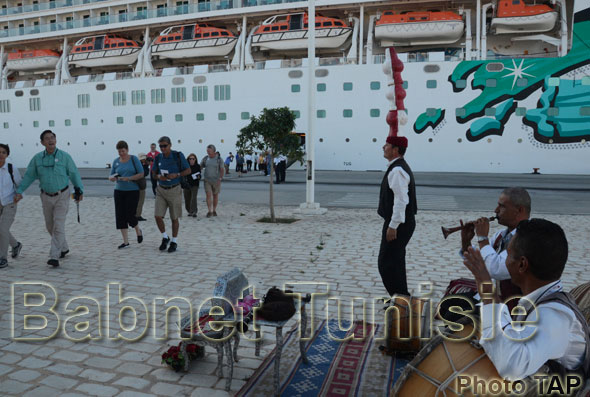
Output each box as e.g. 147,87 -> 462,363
161,342 -> 204,371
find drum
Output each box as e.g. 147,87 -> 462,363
385,296 -> 431,354
570,282 -> 590,325
392,323 -> 536,396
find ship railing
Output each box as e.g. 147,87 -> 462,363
0,0 -> 109,17
372,50 -> 464,64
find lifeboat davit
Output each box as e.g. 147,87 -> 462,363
6,49 -> 61,71
375,11 -> 464,46
68,35 -> 141,67
251,13 -> 352,51
151,24 -> 237,59
491,0 -> 557,34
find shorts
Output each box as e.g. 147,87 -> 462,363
155,185 -> 182,220
204,180 -> 221,195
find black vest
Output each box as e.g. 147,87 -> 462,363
377,158 -> 417,221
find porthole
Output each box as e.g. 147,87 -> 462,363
549,139 -> 554,144
319,138 -> 324,142
372,138 -> 377,142
67,142 -> 70,145
486,63 -> 504,72
345,138 -> 350,142
194,76 -> 206,84
96,84 -> 106,91
288,70 -> 303,78
84,142 -> 87,145
172,77 -> 184,85
517,138 -> 523,143
199,139 -> 203,143
423,64 -> 440,73
30,89 -> 39,96
221,139 -> 224,143
315,69 -> 329,78
428,138 -> 433,143
178,140 -> 181,143
101,141 -> 104,145
15,90 -> 24,97
487,138 -> 492,143
457,138 -> 462,143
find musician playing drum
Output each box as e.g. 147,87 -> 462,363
463,219 -> 589,385
460,187 -> 531,305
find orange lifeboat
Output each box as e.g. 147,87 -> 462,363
151,24 -> 237,59
6,49 -> 61,71
68,35 -> 141,67
375,11 -> 464,46
251,13 -> 352,51
491,0 -> 557,34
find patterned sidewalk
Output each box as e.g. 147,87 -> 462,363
1,196 -> 589,396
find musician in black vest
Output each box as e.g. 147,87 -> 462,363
377,136 -> 417,297
463,219 -> 589,388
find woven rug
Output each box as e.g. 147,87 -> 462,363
236,320 -> 409,396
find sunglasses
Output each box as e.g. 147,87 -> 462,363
159,144 -> 169,148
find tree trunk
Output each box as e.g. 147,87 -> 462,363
269,153 -> 275,223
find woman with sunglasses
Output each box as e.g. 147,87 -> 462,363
183,153 -> 201,217
108,140 -> 144,249
0,144 -> 23,268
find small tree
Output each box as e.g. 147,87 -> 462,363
237,107 -> 304,222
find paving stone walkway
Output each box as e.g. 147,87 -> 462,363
1,197 -> 588,396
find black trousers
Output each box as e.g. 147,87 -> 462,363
114,190 -> 139,230
378,217 -> 415,296
150,175 -> 157,195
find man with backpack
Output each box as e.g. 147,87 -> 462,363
151,136 -> 191,253
200,144 -> 224,218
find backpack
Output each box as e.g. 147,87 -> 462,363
256,287 -> 296,322
130,156 -> 147,190
7,163 -> 16,187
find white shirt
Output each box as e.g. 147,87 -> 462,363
480,280 -> 587,380
0,162 -> 21,206
386,157 -> 410,230
459,228 -> 515,280
244,154 -> 252,161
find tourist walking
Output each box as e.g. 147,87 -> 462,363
152,136 -> 191,253
146,143 -> 160,196
235,152 -> 244,176
224,152 -> 233,175
245,153 -> 253,172
0,144 -> 23,269
183,153 -> 201,217
14,130 -> 84,267
135,153 -> 149,221
200,144 -> 224,217
108,141 -> 144,249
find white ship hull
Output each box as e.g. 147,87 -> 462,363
492,12 -> 558,34
152,37 -> 237,59
6,56 -> 60,71
68,48 -> 140,67
252,28 -> 352,51
375,21 -> 464,46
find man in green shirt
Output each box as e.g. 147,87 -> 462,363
14,130 -> 84,267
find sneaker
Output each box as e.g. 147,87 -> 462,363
60,250 -> 69,258
159,237 -> 170,251
47,259 -> 59,267
137,230 -> 143,244
0,258 -> 7,269
11,242 -> 22,259
137,216 -> 147,221
167,242 -> 177,253
118,243 -> 130,249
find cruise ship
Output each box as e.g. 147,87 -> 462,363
0,0 -> 589,173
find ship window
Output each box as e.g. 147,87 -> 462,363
343,109 -> 353,118
175,114 -> 183,122
409,17 -> 415,21
289,70 -> 303,78
292,110 -> 300,119
171,87 -> 186,103
81,118 -> 88,126
65,119 -> 71,126
136,116 -> 143,123
424,65 -> 440,73
455,107 -> 467,117
195,34 -> 201,38
280,25 -> 287,31
421,17 -> 427,20
580,107 -> 590,116
343,82 -> 353,91
88,46 -> 94,50
334,21 -> 343,26
131,90 -> 145,105
211,31 -> 219,36
113,91 -> 126,106
0,100 -> 10,113
218,112 -> 227,120
317,83 -> 326,92
370,81 -> 380,90
30,89 -> 39,96
516,107 -> 527,116
315,69 -> 329,78
486,63 -> 504,72
33,121 -> 39,128
49,120 -> 55,127
291,84 -> 300,93
582,77 -> 590,85
193,86 -> 208,102
203,32 -> 210,37
118,43 -> 125,47
548,77 -> 560,87
426,108 -> 438,117
263,27 -> 270,32
81,47 -> 86,51
384,11 -> 393,15
486,79 -> 497,88
151,88 -> 166,104
516,78 -> 528,87
155,115 -> 163,122
426,80 -> 437,89
304,23 -> 308,28
403,81 -> 409,89
547,107 -> 559,116
271,26 -> 279,31
29,98 -> 41,111
96,84 -> 106,91
317,110 -> 326,118
241,112 -> 250,120
196,113 -> 204,121
485,108 -> 496,116
78,94 -> 90,108
214,85 -> 230,101
370,109 -> 380,118
117,117 -> 124,124
126,42 -> 133,47
3,123 -> 7,129
221,31 -> 229,36
315,22 -> 321,27
175,36 -> 181,40
456,79 -> 466,89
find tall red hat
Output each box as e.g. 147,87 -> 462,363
386,136 -> 408,148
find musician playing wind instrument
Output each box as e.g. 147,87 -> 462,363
462,219 -> 589,385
